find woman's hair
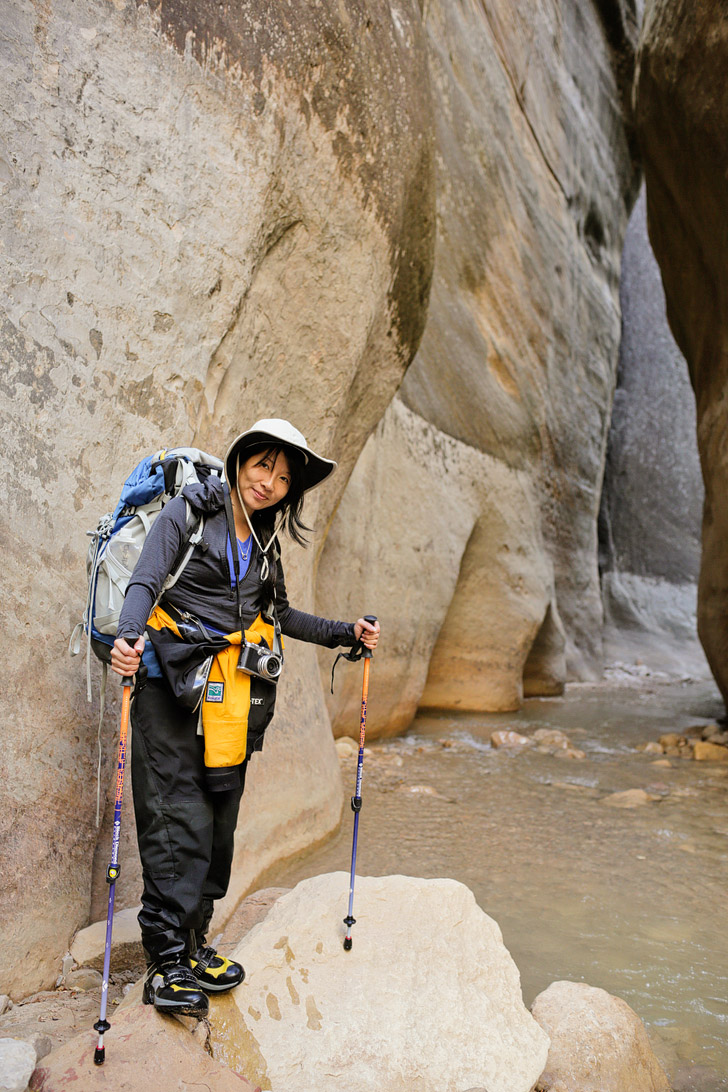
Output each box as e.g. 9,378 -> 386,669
236,442 -> 312,548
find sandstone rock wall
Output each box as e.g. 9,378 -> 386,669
599,185 -> 707,675
634,1 -> 728,702
318,0 -> 642,736
0,0 -> 434,997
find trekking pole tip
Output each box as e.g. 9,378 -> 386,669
94,1045 -> 105,1065
343,937 -> 352,951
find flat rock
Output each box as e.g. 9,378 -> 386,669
601,789 -> 660,809
693,741 -> 728,763
70,908 -> 144,975
532,980 -> 670,1091
230,872 -> 549,1092
28,999 -> 258,1092
491,731 -> 531,749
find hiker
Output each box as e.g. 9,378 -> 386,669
110,419 -> 379,1018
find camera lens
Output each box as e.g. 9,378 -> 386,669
260,654 -> 282,680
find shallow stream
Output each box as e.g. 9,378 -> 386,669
263,677 -> 728,1091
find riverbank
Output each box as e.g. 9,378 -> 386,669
3,674 -> 726,1091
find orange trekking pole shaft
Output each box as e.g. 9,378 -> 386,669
343,616 -> 376,951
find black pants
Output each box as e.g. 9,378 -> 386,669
131,678 -> 247,964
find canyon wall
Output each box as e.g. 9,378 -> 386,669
0,0 -> 434,997
319,0 -> 643,736
599,186 -> 706,676
634,0 -> 728,701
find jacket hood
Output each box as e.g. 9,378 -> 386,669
181,475 -> 228,515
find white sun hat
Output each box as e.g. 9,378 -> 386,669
223,419 -> 337,494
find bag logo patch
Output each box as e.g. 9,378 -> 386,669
206,681 -> 224,703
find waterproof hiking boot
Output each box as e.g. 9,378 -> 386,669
142,960 -> 209,1017
190,945 -> 245,993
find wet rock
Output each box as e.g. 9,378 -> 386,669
638,741 -> 664,755
27,1000 -> 257,1092
491,731 -> 531,749
0,1038 -> 37,1092
601,789 -> 661,809
230,873 -> 549,1092
531,980 -> 670,1092
702,724 -> 728,745
658,733 -> 682,749
533,729 -> 570,750
556,747 -> 586,761
693,741 -> 728,763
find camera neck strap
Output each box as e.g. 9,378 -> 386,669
224,486 -> 283,659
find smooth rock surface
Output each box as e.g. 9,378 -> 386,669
0,1038 -> 37,1092
27,1001 -> 258,1092
229,873 -> 549,1092
319,0 -> 642,733
531,979 -> 670,1092
635,1 -> 728,706
599,187 -> 706,676
0,0 -> 434,997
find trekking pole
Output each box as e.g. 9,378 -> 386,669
93,649 -> 137,1066
343,615 -> 377,951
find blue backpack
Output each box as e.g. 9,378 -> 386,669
71,446 -> 223,690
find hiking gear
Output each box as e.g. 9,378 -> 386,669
73,447 -> 223,674
93,667 -> 135,1066
70,447 -> 222,824
190,945 -> 245,992
144,602 -> 279,788
142,960 -> 209,1017
342,616 -> 377,951
115,476 -> 356,654
223,419 -> 336,497
132,679 -> 248,960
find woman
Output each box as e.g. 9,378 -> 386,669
111,419 -> 379,1018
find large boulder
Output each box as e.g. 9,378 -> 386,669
227,873 -> 550,1092
0,0 -> 434,997
531,980 -> 670,1092
634,1 -> 728,704
318,0 -> 642,734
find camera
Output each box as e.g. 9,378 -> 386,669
237,640 -> 282,683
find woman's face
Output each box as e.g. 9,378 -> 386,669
237,449 -> 291,517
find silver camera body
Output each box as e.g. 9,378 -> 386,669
237,639 -> 282,683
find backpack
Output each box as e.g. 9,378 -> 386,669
70,446 -> 224,695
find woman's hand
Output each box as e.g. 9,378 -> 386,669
111,635 -> 145,677
354,617 -> 380,650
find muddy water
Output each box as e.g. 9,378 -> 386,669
262,678 -> 728,1091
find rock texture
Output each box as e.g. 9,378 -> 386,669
0,0 -> 434,997
318,0 -> 642,735
599,186 -> 706,675
531,980 -> 670,1092
228,873 -> 549,1092
28,998 -> 259,1092
634,1 -> 728,705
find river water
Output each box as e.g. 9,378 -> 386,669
263,676 -> 728,1091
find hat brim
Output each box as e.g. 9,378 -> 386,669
224,429 -> 336,494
